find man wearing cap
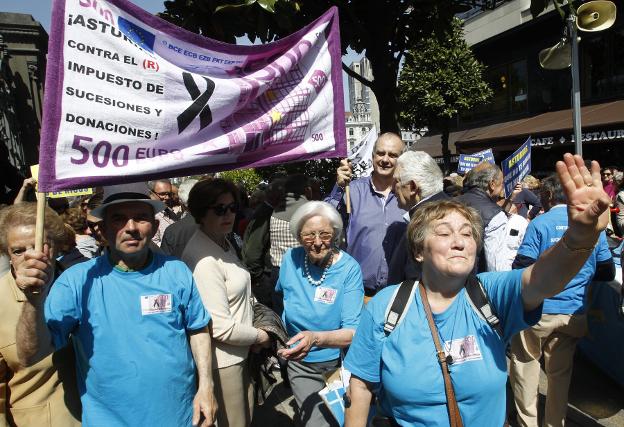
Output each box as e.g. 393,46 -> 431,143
14,191 -> 217,426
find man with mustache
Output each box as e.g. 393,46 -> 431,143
14,190 -> 217,426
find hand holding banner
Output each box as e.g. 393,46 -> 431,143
38,0 -> 346,191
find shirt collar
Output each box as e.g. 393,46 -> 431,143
367,174 -> 394,199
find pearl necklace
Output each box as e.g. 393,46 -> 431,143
304,253 -> 333,286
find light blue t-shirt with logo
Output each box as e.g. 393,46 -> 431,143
516,204 -> 611,314
45,252 -> 211,427
344,269 -> 541,427
276,247 -> 364,363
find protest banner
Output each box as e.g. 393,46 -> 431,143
30,165 -> 94,198
343,126 -> 377,213
473,148 -> 495,165
502,137 -> 532,198
347,126 -> 377,178
457,154 -> 485,174
38,0 -> 346,192
457,148 -> 495,174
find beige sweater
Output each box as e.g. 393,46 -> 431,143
182,229 -> 256,369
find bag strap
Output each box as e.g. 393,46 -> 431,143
418,284 -> 464,427
465,275 -> 503,338
383,279 -> 417,336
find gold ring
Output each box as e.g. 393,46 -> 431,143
586,183 -> 593,187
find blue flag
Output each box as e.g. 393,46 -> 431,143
118,17 -> 155,53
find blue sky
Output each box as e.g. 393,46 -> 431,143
3,0 -> 360,109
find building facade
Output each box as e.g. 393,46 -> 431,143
417,0 -> 624,173
0,12 -> 47,203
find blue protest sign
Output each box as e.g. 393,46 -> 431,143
502,138 -> 532,198
458,154 -> 486,174
473,148 -> 495,165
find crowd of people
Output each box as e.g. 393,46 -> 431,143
0,132 -> 618,427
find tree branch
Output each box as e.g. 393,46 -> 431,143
342,62 -> 374,87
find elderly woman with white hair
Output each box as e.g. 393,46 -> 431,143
276,200 -> 364,427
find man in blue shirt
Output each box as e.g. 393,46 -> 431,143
14,191 -> 217,427
510,174 -> 614,427
325,132 -> 406,297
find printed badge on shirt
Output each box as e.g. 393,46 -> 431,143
314,286 -> 337,304
443,335 -> 483,364
141,294 -> 172,315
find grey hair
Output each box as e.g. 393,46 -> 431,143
147,179 -> 172,191
177,179 -> 198,206
396,151 -> 444,198
289,201 -> 343,245
463,162 -> 502,192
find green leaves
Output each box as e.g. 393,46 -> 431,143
397,18 -> 492,130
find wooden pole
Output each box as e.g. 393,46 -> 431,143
31,192 -> 47,295
345,185 -> 351,214
35,192 -> 46,252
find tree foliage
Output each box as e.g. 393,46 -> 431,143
159,0 -> 470,133
217,168 -> 263,193
256,158 -> 340,195
397,18 -> 492,172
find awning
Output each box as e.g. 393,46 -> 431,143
412,100 -> 624,155
457,100 -> 624,152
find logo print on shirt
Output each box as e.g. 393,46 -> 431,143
314,286 -> 337,304
443,335 -> 483,364
141,294 -> 172,315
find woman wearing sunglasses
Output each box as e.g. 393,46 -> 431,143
276,201 -> 364,426
182,178 -> 272,427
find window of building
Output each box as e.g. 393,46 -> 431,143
349,128 -> 354,136
461,59 -> 528,123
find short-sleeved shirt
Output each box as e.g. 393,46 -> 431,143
516,205 -> 612,314
344,269 -> 541,427
45,252 -> 211,426
276,247 -> 364,362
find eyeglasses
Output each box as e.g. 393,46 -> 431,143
209,203 -> 238,216
300,231 -> 333,244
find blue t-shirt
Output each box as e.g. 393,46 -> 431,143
45,252 -> 211,427
516,205 -> 611,314
344,269 -> 541,427
276,247 -> 364,362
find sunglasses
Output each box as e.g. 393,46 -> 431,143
209,203 -> 238,216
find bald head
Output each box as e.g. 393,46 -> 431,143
373,132 -> 405,153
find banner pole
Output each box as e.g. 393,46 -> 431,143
35,192 -> 46,252
345,185 -> 351,214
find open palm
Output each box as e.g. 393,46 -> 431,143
556,153 -> 611,237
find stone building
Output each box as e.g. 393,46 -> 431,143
0,12 -> 47,203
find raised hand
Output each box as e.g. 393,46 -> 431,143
556,153 -> 611,246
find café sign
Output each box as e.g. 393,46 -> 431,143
531,128 -> 624,147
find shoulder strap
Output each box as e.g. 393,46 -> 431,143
419,284 -> 464,427
383,279 -> 417,336
465,275 -> 503,338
